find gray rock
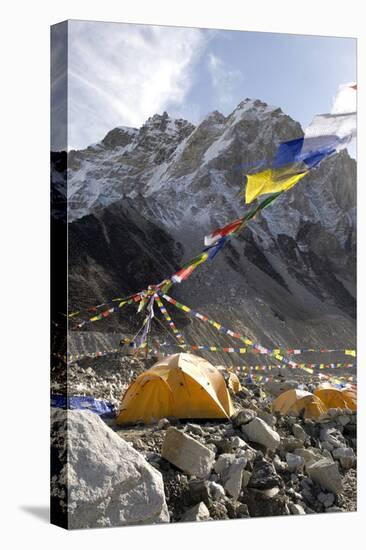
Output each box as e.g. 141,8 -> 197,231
206,443 -> 218,455
187,479 -> 211,504
292,423 -> 307,443
336,415 -> 351,427
320,427 -> 345,450
208,481 -> 226,501
257,410 -> 276,427
235,449 -> 247,458
213,453 -> 236,475
286,452 -> 305,473
241,417 -> 280,450
294,447 -> 324,468
224,458 -> 247,499
307,458 -> 343,494
185,423 -> 205,437
281,436 -> 305,452
188,479 -> 225,504
161,427 -> 215,478
273,454 -> 287,473
181,502 -> 210,522
242,446 -> 257,464
325,506 -> 343,513
231,436 -> 246,449
225,501 -> 250,519
242,470 -> 252,488
206,499 -> 229,520
232,408 -> 257,427
157,417 -> 170,430
205,426 -> 218,434
300,480 -> 315,505
328,408 -> 348,418
289,503 -> 306,515
317,491 -> 335,508
243,488 -> 290,517
214,437 -> 238,454
332,447 -> 356,469
51,409 -> 169,529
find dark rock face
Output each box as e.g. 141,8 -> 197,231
102,127 -> 138,149
67,197 -> 183,323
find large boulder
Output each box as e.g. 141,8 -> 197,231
241,417 -> 280,450
161,427 -> 215,478
51,409 -> 169,529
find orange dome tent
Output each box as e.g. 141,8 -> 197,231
314,385 -> 357,412
272,388 -> 327,419
116,353 -> 235,425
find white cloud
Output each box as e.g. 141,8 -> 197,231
67,21 -> 207,149
207,53 -> 243,108
331,82 -> 357,114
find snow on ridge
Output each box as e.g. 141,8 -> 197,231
116,126 -> 138,134
203,133 -> 233,164
229,99 -> 279,125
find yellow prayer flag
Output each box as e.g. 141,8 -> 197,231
302,367 -> 314,374
245,167 -> 308,204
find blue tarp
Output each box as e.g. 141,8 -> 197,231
51,394 -> 116,418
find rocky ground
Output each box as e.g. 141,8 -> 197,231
51,353 -> 357,528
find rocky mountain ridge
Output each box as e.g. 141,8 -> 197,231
59,98 -> 356,362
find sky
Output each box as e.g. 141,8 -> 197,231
51,20 -> 356,151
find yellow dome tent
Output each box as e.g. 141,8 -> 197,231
272,388 -> 327,419
314,385 -> 357,412
116,353 -> 235,425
